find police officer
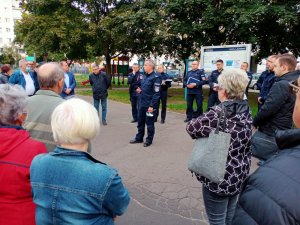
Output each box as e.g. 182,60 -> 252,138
130,59 -> 161,147
128,63 -> 142,123
183,60 -> 206,122
240,62 -> 253,98
207,59 -> 223,110
155,64 -> 171,124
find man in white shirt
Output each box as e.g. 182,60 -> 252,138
9,59 -> 39,96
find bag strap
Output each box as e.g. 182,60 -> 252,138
215,104 -> 227,134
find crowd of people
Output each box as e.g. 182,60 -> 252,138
0,53 -> 300,225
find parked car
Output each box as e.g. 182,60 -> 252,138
249,73 -> 261,90
167,70 -> 183,82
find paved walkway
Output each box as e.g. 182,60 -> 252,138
79,95 -> 258,225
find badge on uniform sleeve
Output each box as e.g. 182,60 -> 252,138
139,75 -> 143,80
154,83 -> 160,92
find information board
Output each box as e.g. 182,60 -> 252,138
200,44 -> 252,72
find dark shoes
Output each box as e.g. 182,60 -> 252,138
129,139 -> 143,144
161,120 -> 165,124
143,142 -> 152,147
184,119 -> 191,123
131,120 -> 137,123
102,121 -> 107,126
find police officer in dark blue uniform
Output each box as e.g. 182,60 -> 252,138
130,59 -> 161,147
128,63 -> 143,122
155,64 -> 171,124
240,62 -> 253,98
183,60 -> 206,122
207,59 -> 223,110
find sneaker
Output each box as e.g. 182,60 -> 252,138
102,121 -> 107,126
184,119 -> 191,123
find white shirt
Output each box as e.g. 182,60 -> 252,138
64,73 -> 70,88
22,72 -> 35,96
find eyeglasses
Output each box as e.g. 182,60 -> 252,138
289,80 -> 299,95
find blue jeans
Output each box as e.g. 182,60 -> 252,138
93,97 -> 107,122
202,186 -> 238,225
186,94 -> 203,120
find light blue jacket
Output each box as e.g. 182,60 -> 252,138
8,69 -> 39,94
30,147 -> 130,225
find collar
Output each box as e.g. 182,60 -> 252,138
35,89 -> 62,98
51,146 -> 106,165
0,125 -> 24,130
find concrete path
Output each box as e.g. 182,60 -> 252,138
79,95 -> 258,225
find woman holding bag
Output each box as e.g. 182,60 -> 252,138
186,69 -> 252,225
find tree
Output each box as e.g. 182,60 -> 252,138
0,46 -> 21,65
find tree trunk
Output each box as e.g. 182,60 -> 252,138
105,54 -> 112,89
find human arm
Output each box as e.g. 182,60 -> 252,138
149,76 -> 161,109
253,82 -> 290,128
102,172 -> 130,218
69,73 -> 77,91
186,107 -> 219,139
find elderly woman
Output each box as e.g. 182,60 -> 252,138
186,69 -> 252,225
0,64 -> 12,84
30,98 -> 130,225
0,84 -> 47,225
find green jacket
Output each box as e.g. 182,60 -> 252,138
24,90 -> 64,152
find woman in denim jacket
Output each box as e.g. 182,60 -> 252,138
30,98 -> 130,225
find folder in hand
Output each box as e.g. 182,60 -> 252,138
187,77 -> 200,84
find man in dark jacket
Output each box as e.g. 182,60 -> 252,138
130,59 -> 161,147
240,62 -> 253,98
82,64 -> 111,125
127,63 -> 142,123
183,60 -> 206,122
207,59 -> 223,110
256,55 -> 277,110
252,54 -> 300,161
233,77 -> 300,225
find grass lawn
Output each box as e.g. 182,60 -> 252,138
75,74 -> 128,88
77,87 -> 259,116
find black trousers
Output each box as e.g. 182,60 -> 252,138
135,106 -> 155,143
207,92 -> 220,111
186,94 -> 203,120
155,90 -> 168,122
130,95 -> 140,121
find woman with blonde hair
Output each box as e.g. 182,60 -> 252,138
30,98 -> 130,225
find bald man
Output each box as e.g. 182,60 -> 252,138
24,62 -> 65,152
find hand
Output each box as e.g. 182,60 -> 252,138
213,87 -> 218,91
162,80 -> 166,85
65,88 -> 71,94
147,107 -> 154,113
81,81 -> 86,86
187,83 -> 196,88
136,87 -> 141,94
252,127 -> 258,134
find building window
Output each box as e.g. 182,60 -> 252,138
5,18 -> 10,23
6,28 -> 10,32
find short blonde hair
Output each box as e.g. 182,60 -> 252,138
218,69 -> 249,100
51,98 -> 100,145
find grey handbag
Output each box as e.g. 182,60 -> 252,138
188,106 -> 231,183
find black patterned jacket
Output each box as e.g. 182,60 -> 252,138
186,100 -> 253,196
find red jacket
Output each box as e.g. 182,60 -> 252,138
0,126 -> 47,225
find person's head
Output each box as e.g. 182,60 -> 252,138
60,61 -> 69,73
144,59 -> 155,74
132,63 -> 139,73
92,64 -> 100,75
19,59 -> 29,73
38,62 -> 65,94
157,64 -> 164,74
266,55 -> 278,71
191,61 -> 199,71
240,62 -> 249,71
216,59 -> 224,71
51,98 -> 100,149
27,61 -> 36,70
217,69 -> 249,102
293,76 -> 300,127
1,64 -> 11,75
0,84 -> 28,126
273,54 -> 297,77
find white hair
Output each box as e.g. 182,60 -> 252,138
51,98 -> 100,145
0,84 -> 27,125
218,69 -> 249,99
19,59 -> 27,68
